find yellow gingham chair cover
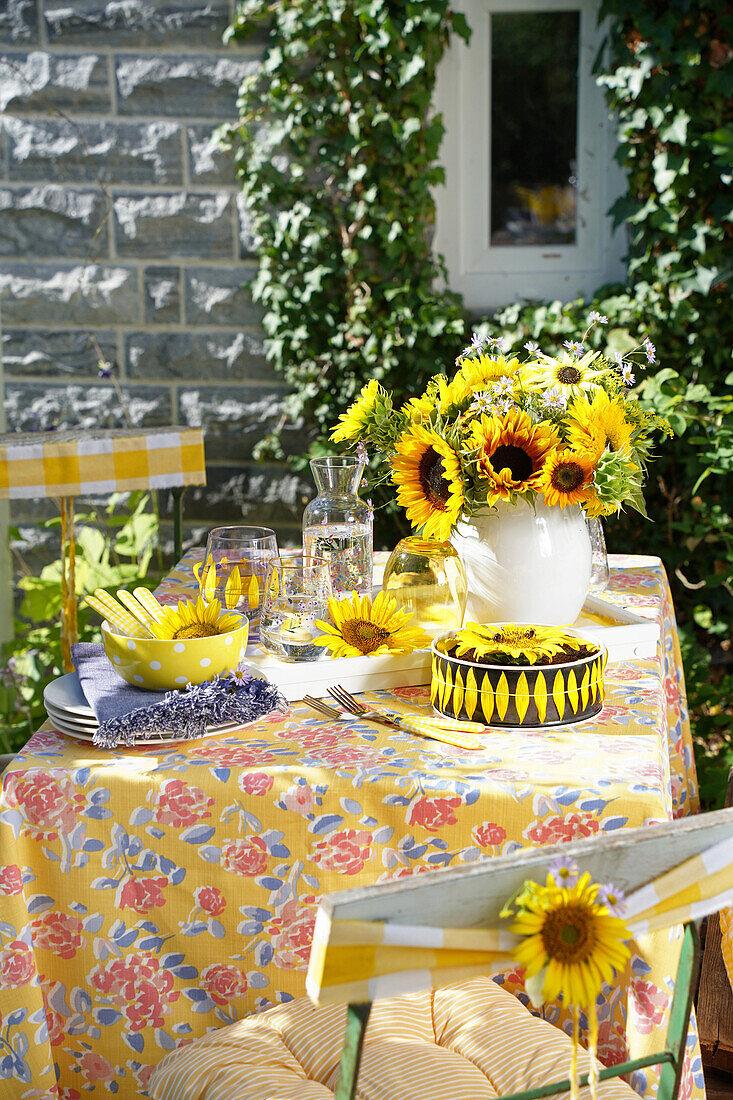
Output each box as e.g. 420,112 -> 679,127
0,426 -> 206,498
306,835 -> 733,1006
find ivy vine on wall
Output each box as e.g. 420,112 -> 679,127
226,0 -> 468,462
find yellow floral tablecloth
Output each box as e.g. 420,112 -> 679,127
0,554 -> 703,1100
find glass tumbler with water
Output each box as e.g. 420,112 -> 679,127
260,556 -> 332,662
203,526 -> 278,638
302,456 -> 373,598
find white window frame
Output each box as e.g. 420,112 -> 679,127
433,0 -> 627,311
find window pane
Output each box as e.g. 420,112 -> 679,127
490,11 -> 580,247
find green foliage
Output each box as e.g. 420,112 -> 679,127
0,493 -> 160,753
465,1 -> 733,805
228,0 -> 732,804
226,0 -> 468,460
534,2 -> 733,805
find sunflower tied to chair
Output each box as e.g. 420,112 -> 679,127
502,858 -> 631,1100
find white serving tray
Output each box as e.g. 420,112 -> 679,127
245,644 -> 432,702
246,594 -> 659,700
245,598 -> 658,701
574,595 -> 660,663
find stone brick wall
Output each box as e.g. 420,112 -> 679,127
0,0 -> 309,565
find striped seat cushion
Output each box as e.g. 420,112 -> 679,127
150,977 -> 639,1100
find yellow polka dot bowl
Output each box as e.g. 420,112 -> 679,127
430,626 -> 607,728
101,619 -> 250,691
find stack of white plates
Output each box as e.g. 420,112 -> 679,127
44,673 -> 101,740
43,672 -> 242,744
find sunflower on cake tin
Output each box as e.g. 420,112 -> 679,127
450,622 -> 585,664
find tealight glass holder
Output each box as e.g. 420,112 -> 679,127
382,537 -> 468,638
260,555 -> 332,662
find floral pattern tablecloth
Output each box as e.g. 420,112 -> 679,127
0,554 -> 702,1100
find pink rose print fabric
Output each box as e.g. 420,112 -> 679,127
0,553 -> 702,1099
312,829 -> 372,875
0,864 -> 23,895
472,821 -> 507,848
152,778 -> 214,827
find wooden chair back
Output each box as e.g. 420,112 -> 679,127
306,808 -> 733,1100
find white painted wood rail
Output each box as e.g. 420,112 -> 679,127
317,808 -> 733,929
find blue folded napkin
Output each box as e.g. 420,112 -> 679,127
71,643 -> 287,749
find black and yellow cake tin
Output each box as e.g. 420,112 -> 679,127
430,632 -> 607,727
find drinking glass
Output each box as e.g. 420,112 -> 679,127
203,526 -> 279,637
586,516 -> 610,595
259,556 -> 332,662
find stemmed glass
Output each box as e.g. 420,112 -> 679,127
259,555 -> 332,662
202,526 -> 279,637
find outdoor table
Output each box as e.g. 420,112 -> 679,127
0,554 -> 703,1099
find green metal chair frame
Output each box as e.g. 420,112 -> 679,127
335,922 -> 699,1100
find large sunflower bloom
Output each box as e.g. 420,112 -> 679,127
331,379 -> 383,443
391,425 -> 465,541
539,449 -> 595,508
508,872 -> 631,1006
315,591 -> 427,657
565,390 -> 634,462
451,622 -> 585,664
468,409 -> 559,503
449,354 -> 523,407
148,596 -> 242,640
522,349 -> 607,399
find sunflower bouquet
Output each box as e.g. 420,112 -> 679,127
331,316 -> 670,541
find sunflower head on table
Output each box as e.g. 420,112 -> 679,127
329,315 -> 671,539
315,591 -> 428,658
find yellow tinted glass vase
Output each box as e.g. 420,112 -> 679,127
382,537 -> 468,638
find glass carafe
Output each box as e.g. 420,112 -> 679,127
302,456 -> 373,598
